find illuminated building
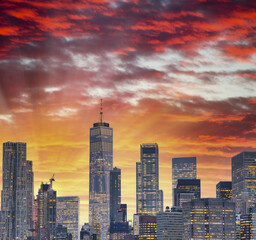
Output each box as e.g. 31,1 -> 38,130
173,179 -> 200,207
183,198 -> 236,239
172,157 -> 196,205
109,222 -> 129,240
134,215 -> 157,240
89,100 -> 113,240
118,204 -> 127,223
136,143 -> 163,215
57,196 -> 79,240
110,167 -> 121,223
37,177 -> 57,240
157,206 -> 183,240
216,181 -> 232,200
240,207 -> 256,240
232,151 -> 256,214
0,142 -> 33,239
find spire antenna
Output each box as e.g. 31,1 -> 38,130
100,99 -> 103,124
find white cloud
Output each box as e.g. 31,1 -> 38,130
44,87 -> 63,93
46,107 -> 78,119
0,114 -> 13,123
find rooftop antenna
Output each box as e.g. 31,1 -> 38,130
100,99 -> 103,124
50,173 -> 55,188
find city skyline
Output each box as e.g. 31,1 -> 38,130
0,0 -> 256,227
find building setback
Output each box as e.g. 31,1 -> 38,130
136,143 -> 163,215
216,181 -> 232,200
232,151 -> 256,214
57,196 -> 79,240
0,142 -> 33,239
172,157 -> 196,206
110,167 -> 121,223
183,198 -> 236,240
89,103 -> 113,240
157,206 -> 183,240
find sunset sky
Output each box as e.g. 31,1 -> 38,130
0,0 -> 256,225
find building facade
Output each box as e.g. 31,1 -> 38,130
110,167 -> 121,223
173,179 -> 200,207
232,151 -> 256,214
157,206 -> 183,240
216,181 -> 232,200
0,142 -> 33,239
89,110 -> 113,239
183,198 -> 236,240
136,143 -> 163,215
57,196 -> 79,240
240,207 -> 256,240
172,157 -> 196,205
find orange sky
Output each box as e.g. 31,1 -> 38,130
0,0 -> 256,225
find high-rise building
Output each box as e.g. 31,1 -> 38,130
133,215 -> 157,240
37,178 -> 57,240
57,196 -> 79,240
240,207 -> 256,240
173,179 -> 200,207
118,204 -> 127,223
183,198 -> 236,239
172,157 -> 196,205
136,143 -> 163,215
0,142 -> 33,239
232,151 -> 256,214
110,167 -> 121,223
89,101 -> 113,240
109,222 -> 129,240
80,223 -> 96,240
216,181 -> 232,200
157,206 -> 183,240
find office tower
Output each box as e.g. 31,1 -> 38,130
37,177 -> 57,240
56,224 -> 72,240
173,179 -> 200,207
133,215 -> 157,240
183,198 -> 236,239
118,204 -> 127,223
89,101 -> 113,240
240,207 -> 256,239
80,223 -> 96,240
232,151 -> 256,214
136,143 -> 163,215
0,142 -> 33,239
172,157 -> 196,205
110,167 -> 121,223
33,198 -> 39,238
216,181 -> 232,200
157,206 -> 183,240
109,222 -> 129,240
57,196 -> 79,239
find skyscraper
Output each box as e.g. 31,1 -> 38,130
57,196 -> 79,240
37,177 -> 57,240
172,157 -> 197,205
240,207 -> 256,239
136,143 -> 163,215
133,215 -> 157,240
0,142 -> 33,239
89,100 -> 113,240
110,167 -> 121,223
232,151 -> 256,214
183,198 -> 236,239
216,181 -> 232,200
173,179 -> 200,207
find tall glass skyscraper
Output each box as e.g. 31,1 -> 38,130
57,196 -> 79,240
89,103 -> 113,240
1,142 -> 33,239
172,157 -> 197,205
232,151 -> 256,214
136,143 -> 163,215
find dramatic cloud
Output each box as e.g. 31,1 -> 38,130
0,0 -> 256,224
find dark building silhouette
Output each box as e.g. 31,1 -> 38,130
118,204 -> 127,223
110,167 -> 121,223
216,181 -> 232,200
174,179 -> 201,207
109,222 -> 129,240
